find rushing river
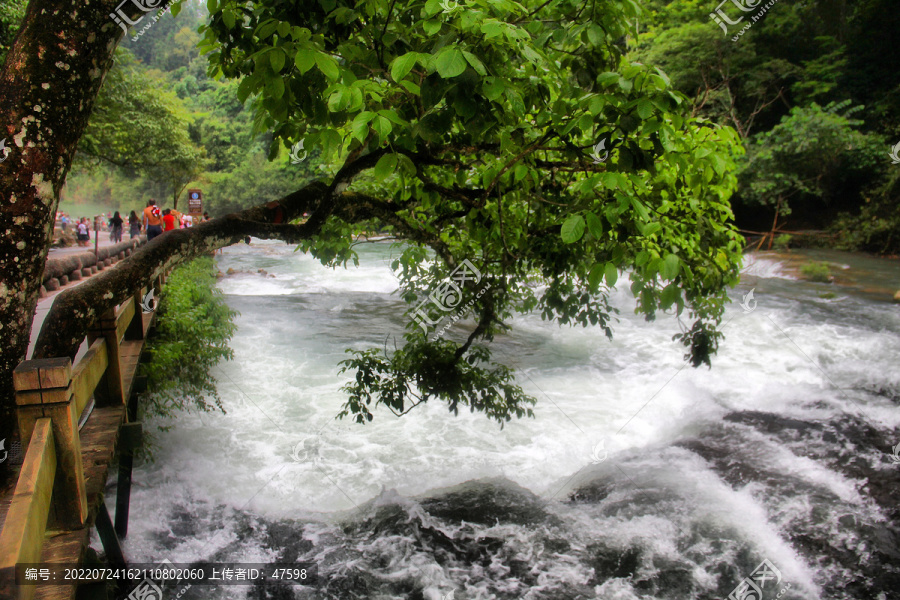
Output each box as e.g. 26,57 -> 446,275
107,242 -> 900,600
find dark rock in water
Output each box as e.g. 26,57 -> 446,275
586,543 -> 640,580
418,478 -> 552,526
565,473 -> 617,505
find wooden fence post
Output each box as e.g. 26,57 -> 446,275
12,359 -> 88,530
87,308 -> 124,407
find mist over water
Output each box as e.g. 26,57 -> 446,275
112,241 -> 900,599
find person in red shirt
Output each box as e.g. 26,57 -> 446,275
162,208 -> 177,231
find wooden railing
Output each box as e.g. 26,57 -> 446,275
0,273 -> 167,600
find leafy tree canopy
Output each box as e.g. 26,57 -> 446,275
171,0 -> 746,425
77,47 -> 206,206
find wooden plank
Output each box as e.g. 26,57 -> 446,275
115,298 -> 135,343
86,324 -> 124,408
119,341 -> 143,404
95,500 -> 126,569
142,311 -> 154,337
27,406 -> 125,600
118,423 -> 143,451
70,338 -> 108,424
79,407 -> 125,513
0,419 -> 56,600
13,359 -> 71,394
11,363 -> 41,393
22,407 -> 126,600
32,530 -> 88,600
114,449 -> 134,539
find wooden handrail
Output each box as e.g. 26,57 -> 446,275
0,418 -> 57,600
0,268 -> 169,599
115,297 -> 135,343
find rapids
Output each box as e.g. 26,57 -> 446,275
106,242 -> 900,600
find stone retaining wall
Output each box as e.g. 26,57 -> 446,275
40,237 -> 148,297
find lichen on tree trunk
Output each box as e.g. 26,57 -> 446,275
0,0 -> 138,445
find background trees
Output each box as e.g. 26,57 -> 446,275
634,0 -> 900,248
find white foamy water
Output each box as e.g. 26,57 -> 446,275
112,240 -> 900,599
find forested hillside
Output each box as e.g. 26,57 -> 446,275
48,1 -> 319,217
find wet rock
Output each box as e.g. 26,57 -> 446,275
257,269 -> 268,275
894,290 -> 900,302
226,268 -> 236,275
587,544 -> 641,580
419,478 -> 553,526
216,271 -> 224,279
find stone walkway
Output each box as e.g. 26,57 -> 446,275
29,237 -> 145,360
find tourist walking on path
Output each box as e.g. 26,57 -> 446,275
75,218 -> 90,247
129,210 -> 141,239
109,211 -> 124,243
142,199 -> 163,241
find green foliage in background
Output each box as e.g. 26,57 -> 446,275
832,170 -> 900,254
25,0 -> 897,428
77,48 -> 206,208
140,257 -> 237,429
64,0 -> 318,216
738,103 -> 884,215
0,0 -> 25,64
633,0 -> 900,237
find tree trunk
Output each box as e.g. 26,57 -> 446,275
0,0 -> 175,446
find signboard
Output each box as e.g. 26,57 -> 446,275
186,189 -> 203,222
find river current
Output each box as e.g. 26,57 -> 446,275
107,241 -> 900,600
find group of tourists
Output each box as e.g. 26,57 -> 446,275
140,199 -> 210,241
56,201 -> 212,246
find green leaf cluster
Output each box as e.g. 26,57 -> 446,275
193,0 -> 745,422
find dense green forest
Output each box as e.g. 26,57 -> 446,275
3,0 -> 898,252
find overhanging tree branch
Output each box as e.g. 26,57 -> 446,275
33,181 -> 331,360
